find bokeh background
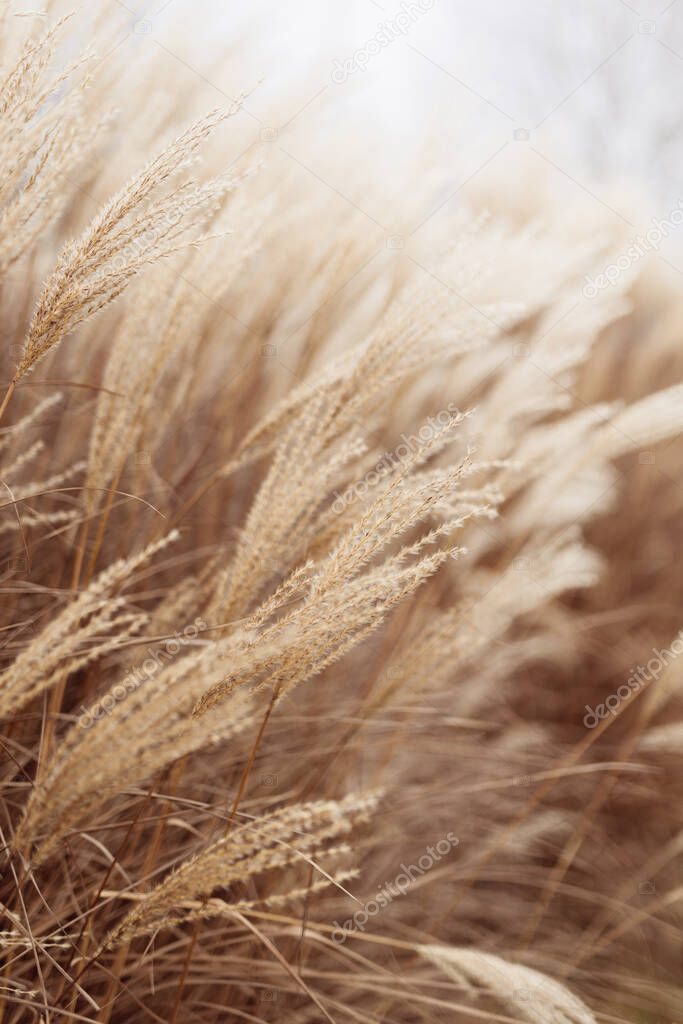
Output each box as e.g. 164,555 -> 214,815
96,0 -> 683,223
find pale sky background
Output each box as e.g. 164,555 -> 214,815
16,0 -> 682,260
129,0 -> 682,218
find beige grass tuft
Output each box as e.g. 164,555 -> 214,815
0,8 -> 681,1024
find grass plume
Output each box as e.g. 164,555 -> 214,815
0,8 -> 681,1023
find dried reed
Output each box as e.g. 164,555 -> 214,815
0,7 -> 681,1024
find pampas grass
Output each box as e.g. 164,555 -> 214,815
0,6 -> 681,1023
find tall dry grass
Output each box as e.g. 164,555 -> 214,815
0,5 -> 681,1023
